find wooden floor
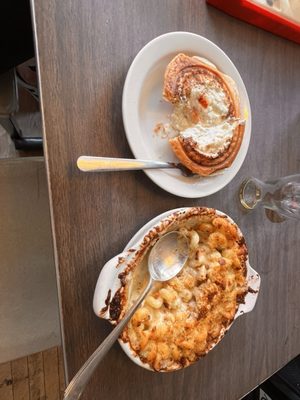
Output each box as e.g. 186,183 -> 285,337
0,347 -> 65,400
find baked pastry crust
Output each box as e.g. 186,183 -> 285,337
163,54 -> 245,176
110,208 -> 248,371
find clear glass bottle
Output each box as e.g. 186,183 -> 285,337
239,174 -> 300,220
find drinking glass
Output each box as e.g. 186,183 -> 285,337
239,174 -> 300,220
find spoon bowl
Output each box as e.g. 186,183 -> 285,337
148,231 -> 189,281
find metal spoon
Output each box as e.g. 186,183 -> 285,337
77,156 -> 226,177
64,231 -> 189,400
77,156 -> 195,177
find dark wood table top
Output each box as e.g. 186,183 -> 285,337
31,1 -> 300,399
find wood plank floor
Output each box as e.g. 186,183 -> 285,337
0,347 -> 65,400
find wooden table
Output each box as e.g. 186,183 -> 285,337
31,1 -> 300,399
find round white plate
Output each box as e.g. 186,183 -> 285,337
122,31 -> 251,198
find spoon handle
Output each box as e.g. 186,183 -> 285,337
64,278 -> 153,400
77,156 -> 173,172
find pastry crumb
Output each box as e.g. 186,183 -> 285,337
154,122 -> 176,139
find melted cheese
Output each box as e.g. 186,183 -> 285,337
124,215 -> 248,371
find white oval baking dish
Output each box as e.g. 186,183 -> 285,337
93,207 -> 260,371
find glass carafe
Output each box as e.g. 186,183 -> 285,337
239,174 -> 300,220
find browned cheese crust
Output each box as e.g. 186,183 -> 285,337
113,208 -> 248,371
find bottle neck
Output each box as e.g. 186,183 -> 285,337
240,178 -> 276,210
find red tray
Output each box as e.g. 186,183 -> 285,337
207,0 -> 300,44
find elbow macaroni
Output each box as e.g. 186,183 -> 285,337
123,213 -> 248,371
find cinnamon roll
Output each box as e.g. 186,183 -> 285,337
163,53 -> 245,176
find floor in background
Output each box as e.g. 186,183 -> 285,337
0,160 -> 61,363
0,346 -> 65,400
0,124 -> 16,158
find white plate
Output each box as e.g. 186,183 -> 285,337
122,32 -> 251,198
93,208 -> 260,371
